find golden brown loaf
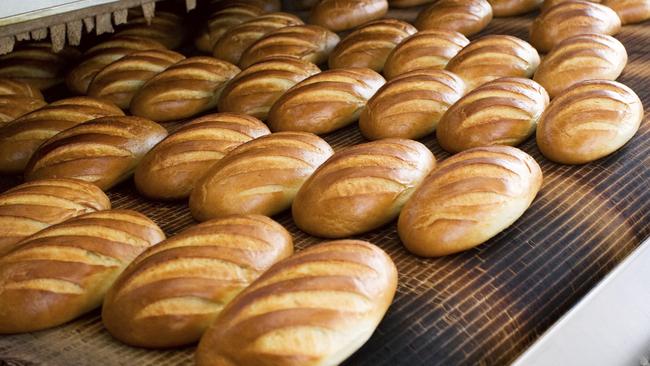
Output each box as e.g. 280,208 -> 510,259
415,0 -> 493,36
389,0 -> 436,7
292,139 -> 435,238
213,12 -> 305,65
446,35 -> 540,91
0,178 -> 111,256
130,57 -> 240,122
0,209 -> 165,333
267,68 -> 386,135
359,69 -> 466,140
0,42 -> 80,90
398,145 -> 542,257
0,78 -> 44,98
87,49 -> 186,109
436,77 -> 549,153
310,0 -> 389,32
328,19 -> 418,72
218,57 -> 321,120
208,0 -> 281,12
602,0 -> 650,24
533,34 -> 627,98
488,0 -> 542,16
195,239 -> 398,366
239,25 -> 340,69
383,30 -> 470,80
102,214 -> 293,348
530,1 -> 621,53
189,132 -> 334,221
25,116 -> 168,190
199,3 -> 266,53
0,79 -> 46,126
536,80 -> 643,164
135,113 -> 270,200
115,11 -> 186,49
0,97 -> 124,174
541,0 -> 600,10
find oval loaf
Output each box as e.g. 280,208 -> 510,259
390,0 -> 436,7
0,78 -> 44,99
541,0 -> 600,11
0,42 -> 80,90
115,11 -> 186,49
488,0 -> 542,16
0,79 -> 46,126
602,0 -> 650,24
415,0 -> 493,37
310,0 -> 389,32
200,3 -> 265,53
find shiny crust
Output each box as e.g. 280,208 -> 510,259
25,116 -> 168,190
389,0 -> 436,7
189,132 -> 334,221
359,69 -> 466,140
0,209 -> 164,333
0,78 -> 44,98
488,0 -> 542,16
530,1 -> 621,52
115,11 -> 186,49
0,96 -> 47,127
398,145 -> 542,257
415,0 -> 493,36
436,77 -> 549,153
541,0 -> 600,10
533,34 -> 627,98
218,57 -> 321,120
195,239 -> 398,366
602,0 -> 650,24
0,179 -> 111,256
0,97 -> 124,174
310,0 -> 389,32
201,3 -> 265,52
239,25 -> 340,69
87,49 -> 186,109
536,80 -> 643,164
267,68 -> 386,135
135,113 -> 270,200
328,19 -> 417,72
446,35 -> 540,91
0,42 -> 80,90
293,139 -> 435,238
130,56 -> 240,122
102,215 -> 293,348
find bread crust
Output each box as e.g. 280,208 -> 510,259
310,0 -> 389,32
415,0 -> 493,36
602,0 -> 650,24
489,0 -> 542,16
0,42 -> 80,90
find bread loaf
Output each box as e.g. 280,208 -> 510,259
446,35 -> 540,91
239,25 -> 340,69
310,0 -> 389,32
135,113 -> 270,200
0,78 -> 44,98
213,12 -> 304,65
0,42 -> 80,90
0,209 -> 164,333
199,3 -> 265,53
437,78 -> 549,153
359,69 -> 466,140
0,79 -> 46,126
195,239 -> 397,366
328,19 -> 417,72
533,34 -> 627,98
383,30 -> 470,80
415,0 -> 493,36
268,68 -> 385,135
102,214 -> 293,348
0,97 -> 124,174
530,1 -> 621,52
541,0 -> 600,11
25,115 -> 168,190
536,80 -> 643,164
130,57 -> 240,122
389,0 -> 436,7
488,0 -> 542,16
115,11 -> 186,49
293,139 -> 435,238
87,49 -> 186,109
602,0 -> 650,24
398,145 -> 542,257
190,132 -> 333,221
0,178 -> 110,256
208,0 -> 280,12
218,57 -> 321,120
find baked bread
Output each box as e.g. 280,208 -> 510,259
602,0 -> 650,24
360,69 -> 466,140
0,78 -> 44,98
541,0 -> 600,11
0,210 -> 165,334
0,42 -> 80,90
190,132 -> 334,221
533,34 -> 627,98
310,0 -> 389,32
198,3 -> 265,53
135,113 -> 270,200
208,0 -> 281,12
437,78 -> 549,153
0,97 -> 124,174
398,145 -> 542,257
390,0 -> 436,7
0,79 -> 46,126
102,214 -> 293,348
536,80 -> 643,164
239,25 -> 340,69
268,68 -> 386,134
446,35 -> 540,91
195,239 -> 397,366
328,19 -> 417,72
218,57 -> 321,120
488,0 -> 542,16
530,1 -> 621,53
87,49 -> 186,109
115,11 -> 186,49
213,12 -> 304,65
25,116 -> 168,190
415,0 -> 493,36
293,139 -> 435,238
383,30 -> 470,80
130,57 -> 240,122
0,178 -> 110,256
